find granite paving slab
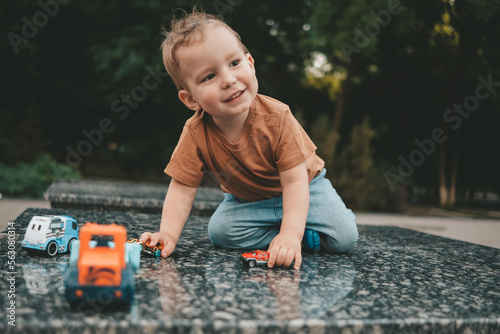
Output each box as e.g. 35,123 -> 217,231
44,179 -> 224,214
1,208 -> 499,333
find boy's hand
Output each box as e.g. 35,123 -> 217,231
267,232 -> 302,270
140,232 -> 176,258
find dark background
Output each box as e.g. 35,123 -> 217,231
1,0 -> 499,212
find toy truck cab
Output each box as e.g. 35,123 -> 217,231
22,215 -> 78,256
78,224 -> 126,287
64,223 -> 141,309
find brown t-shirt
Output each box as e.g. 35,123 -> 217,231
165,94 -> 325,202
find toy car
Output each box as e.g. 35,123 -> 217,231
21,215 -> 78,256
240,250 -> 270,268
127,239 -> 164,257
64,223 -> 142,309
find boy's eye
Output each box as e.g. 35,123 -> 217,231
230,60 -> 239,67
202,74 -> 215,82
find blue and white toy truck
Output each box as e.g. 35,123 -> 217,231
21,215 -> 79,256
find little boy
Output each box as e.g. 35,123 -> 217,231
140,10 -> 358,269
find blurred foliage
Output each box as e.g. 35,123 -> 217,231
1,0 -> 499,207
0,154 -> 81,198
332,118 -> 388,211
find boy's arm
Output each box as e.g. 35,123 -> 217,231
267,161 -> 309,270
140,178 -> 197,257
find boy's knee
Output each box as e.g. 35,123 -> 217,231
208,215 -> 228,248
208,213 -> 242,249
325,211 -> 359,253
334,226 -> 358,253
339,213 -> 358,252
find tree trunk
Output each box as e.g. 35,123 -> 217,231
329,55 -> 359,162
440,3 -> 473,208
438,143 -> 449,207
448,133 -> 460,206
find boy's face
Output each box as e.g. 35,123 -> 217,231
176,24 -> 258,122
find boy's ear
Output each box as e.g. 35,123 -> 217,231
246,53 -> 255,71
178,89 -> 200,111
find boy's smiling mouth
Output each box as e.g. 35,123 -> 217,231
224,89 -> 245,102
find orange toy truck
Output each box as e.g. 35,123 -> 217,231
64,223 -> 141,309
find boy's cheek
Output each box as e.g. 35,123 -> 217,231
201,91 -> 220,106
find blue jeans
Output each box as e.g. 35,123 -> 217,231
208,169 -> 358,253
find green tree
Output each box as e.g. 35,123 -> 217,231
301,0 -> 500,209
332,118 -> 388,211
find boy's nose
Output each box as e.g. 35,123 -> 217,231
221,70 -> 236,88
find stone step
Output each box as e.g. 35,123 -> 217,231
44,179 -> 223,215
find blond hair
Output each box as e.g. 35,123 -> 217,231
160,9 -> 248,91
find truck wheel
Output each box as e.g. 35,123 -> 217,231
68,238 -> 77,253
47,241 -> 58,256
248,260 -> 256,268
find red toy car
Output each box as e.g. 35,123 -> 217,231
240,250 -> 270,267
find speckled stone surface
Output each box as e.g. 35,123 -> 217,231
44,179 -> 223,214
1,208 -> 499,333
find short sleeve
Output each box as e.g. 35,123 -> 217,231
275,109 -> 317,171
164,125 -> 205,187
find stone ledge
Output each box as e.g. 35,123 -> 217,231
44,179 -> 223,215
